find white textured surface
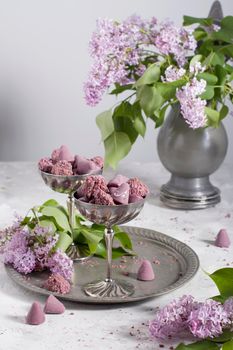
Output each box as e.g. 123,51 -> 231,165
0,161 -> 233,350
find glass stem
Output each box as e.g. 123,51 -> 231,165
67,194 -> 75,242
105,227 -> 114,282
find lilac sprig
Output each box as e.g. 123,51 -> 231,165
2,221 -> 73,280
149,295 -> 233,341
84,15 -> 197,106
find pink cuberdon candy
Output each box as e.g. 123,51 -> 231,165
137,260 -> 155,281
108,174 -> 129,188
215,229 -> 231,248
26,301 -> 45,325
51,160 -> 73,176
44,295 -> 65,314
58,145 -> 74,162
110,183 -> 130,205
43,274 -> 71,294
73,155 -> 99,175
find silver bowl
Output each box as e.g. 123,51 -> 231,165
40,169 -> 102,195
40,169 -> 102,261
74,196 -> 146,298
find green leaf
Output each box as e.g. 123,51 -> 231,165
211,329 -> 233,343
183,15 -> 213,26
153,104 -> 169,128
220,105 -> 229,121
225,64 -> 233,74
135,63 -> 160,87
114,231 -> 133,250
205,107 -> 220,127
39,219 -> 57,233
55,231 -> 73,252
95,242 -> 133,259
190,54 -> 203,67
194,29 -> 208,41
222,340 -> 233,350
208,268 -> 233,297
203,52 -> 225,67
211,294 -> 229,303
176,340 -> 218,350
110,83 -> 134,95
139,85 -> 163,117
42,199 -> 59,207
113,102 -> 138,143
200,86 -> 215,100
211,16 -> 233,43
197,73 -> 218,85
104,131 -> 131,169
40,206 -> 71,233
96,109 -> 114,141
132,101 -> 146,137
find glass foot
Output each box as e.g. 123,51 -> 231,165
67,243 -> 93,262
83,279 -> 134,298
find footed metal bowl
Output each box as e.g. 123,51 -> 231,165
74,196 -> 145,227
40,169 -> 102,195
74,196 -> 146,298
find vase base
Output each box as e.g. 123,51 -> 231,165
67,243 -> 93,263
160,175 -> 220,210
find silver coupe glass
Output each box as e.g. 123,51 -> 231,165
40,169 -> 102,261
74,197 -> 145,298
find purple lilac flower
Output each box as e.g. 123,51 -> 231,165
188,299 -> 230,338
4,227 -> 36,274
162,65 -> 186,82
176,78 -> 207,129
13,250 -> 36,274
155,21 -> 196,66
189,62 -> 206,76
149,295 -> 199,339
47,249 -> 73,281
31,225 -> 59,270
84,16 -> 197,105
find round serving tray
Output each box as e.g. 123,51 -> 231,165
5,226 -> 199,304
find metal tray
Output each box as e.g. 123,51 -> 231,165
5,226 -> 199,304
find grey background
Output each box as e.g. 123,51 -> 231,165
0,0 -> 232,164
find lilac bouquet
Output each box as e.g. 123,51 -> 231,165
84,15 -> 233,168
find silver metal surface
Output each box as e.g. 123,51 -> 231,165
157,104 -> 228,209
74,199 -> 145,298
40,170 -> 102,195
84,280 -> 134,298
74,197 -> 145,227
5,226 -> 199,304
40,169 -> 101,261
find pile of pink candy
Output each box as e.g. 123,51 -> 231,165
38,145 -> 103,176
76,174 -> 149,205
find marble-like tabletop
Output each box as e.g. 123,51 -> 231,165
0,161 -> 232,350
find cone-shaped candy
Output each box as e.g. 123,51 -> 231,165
26,301 -> 45,325
110,183 -> 130,204
44,295 -> 65,314
108,174 -> 129,188
74,155 -> 98,175
129,194 -> 143,203
59,145 -> 74,162
137,260 -> 155,281
215,229 -> 231,248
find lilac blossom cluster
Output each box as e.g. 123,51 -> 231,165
176,77 -> 207,129
84,15 -> 197,106
3,222 -> 73,280
149,295 -> 232,340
